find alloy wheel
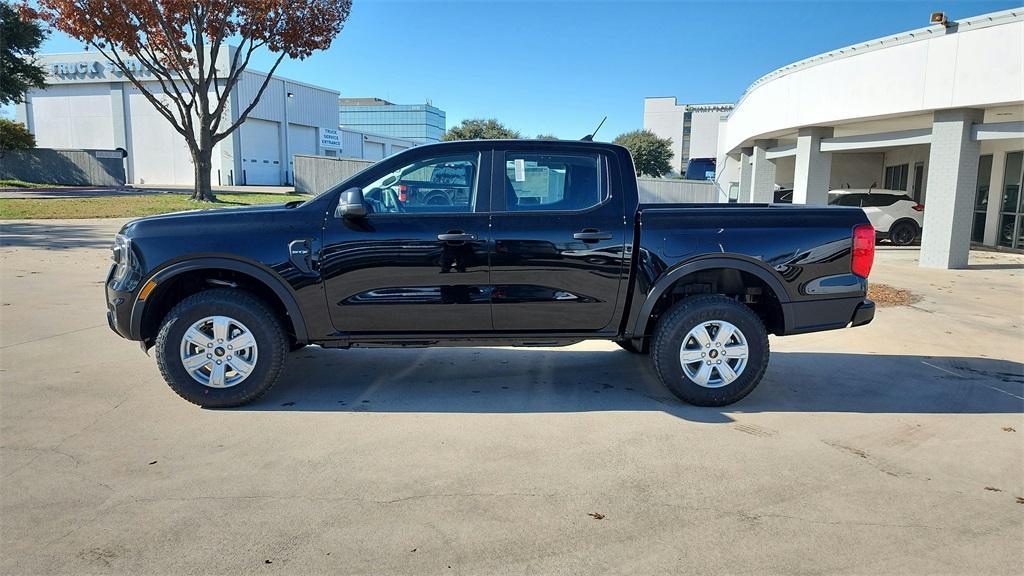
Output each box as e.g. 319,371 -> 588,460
179,315 -> 259,388
678,320 -> 749,388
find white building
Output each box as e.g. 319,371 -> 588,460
716,8 -> 1024,267
15,50 -> 414,186
643,98 -> 733,176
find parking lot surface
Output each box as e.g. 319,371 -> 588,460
2,219 -> 1022,575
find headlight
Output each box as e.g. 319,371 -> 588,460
110,234 -> 141,291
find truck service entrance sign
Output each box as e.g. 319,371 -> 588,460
319,128 -> 341,150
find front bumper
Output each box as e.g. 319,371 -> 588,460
105,264 -> 135,340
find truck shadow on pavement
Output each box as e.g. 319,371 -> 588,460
241,348 -> 1024,423
0,221 -> 115,250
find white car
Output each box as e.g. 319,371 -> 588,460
828,189 -> 924,246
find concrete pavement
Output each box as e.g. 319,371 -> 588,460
1,220 -> 1022,575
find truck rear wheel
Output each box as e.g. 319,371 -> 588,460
650,295 -> 769,406
154,288 -> 287,408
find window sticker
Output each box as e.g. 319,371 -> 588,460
514,158 -> 526,182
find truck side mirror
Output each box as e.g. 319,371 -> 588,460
336,187 -> 367,218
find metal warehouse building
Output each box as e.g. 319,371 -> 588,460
16,50 -> 346,186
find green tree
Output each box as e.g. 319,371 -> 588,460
613,129 -> 673,177
0,118 -> 35,157
0,2 -> 48,106
443,118 -> 521,141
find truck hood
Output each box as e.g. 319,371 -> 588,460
119,201 -> 301,236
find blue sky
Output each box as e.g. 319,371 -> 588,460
12,0 -> 1022,139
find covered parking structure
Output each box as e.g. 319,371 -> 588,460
717,8 -> 1024,268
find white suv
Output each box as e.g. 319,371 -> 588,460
828,189 -> 924,246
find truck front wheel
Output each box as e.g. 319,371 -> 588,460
154,288 -> 288,408
650,295 -> 770,406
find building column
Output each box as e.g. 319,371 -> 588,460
750,140 -> 777,203
793,127 -> 833,204
738,147 -> 753,202
919,108 -> 985,269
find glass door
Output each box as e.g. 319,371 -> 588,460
998,151 -> 1024,249
913,162 -> 925,202
972,155 -> 992,243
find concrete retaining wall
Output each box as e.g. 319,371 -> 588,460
637,178 -> 719,203
293,154 -> 373,194
0,149 -> 126,186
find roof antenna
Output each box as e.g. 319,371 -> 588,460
581,116 -> 607,141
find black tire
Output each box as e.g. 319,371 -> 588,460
155,288 -> 287,408
889,221 -> 918,246
616,340 -> 648,354
650,295 -> 769,406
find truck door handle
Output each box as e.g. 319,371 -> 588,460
573,229 -> 613,242
437,232 -> 477,242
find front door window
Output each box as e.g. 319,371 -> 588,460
362,154 -> 478,214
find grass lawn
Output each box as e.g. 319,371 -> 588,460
0,193 -> 309,219
0,179 -> 67,189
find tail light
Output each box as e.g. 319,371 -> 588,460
912,203 -> 924,212
852,224 -> 875,278
398,184 -> 408,203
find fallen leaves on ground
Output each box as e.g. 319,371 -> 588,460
868,283 -> 921,307
588,512 -> 605,520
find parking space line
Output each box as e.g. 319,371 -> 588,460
921,360 -> 1024,401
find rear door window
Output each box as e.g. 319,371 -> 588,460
862,194 -> 901,207
829,194 -> 866,207
502,152 -> 605,212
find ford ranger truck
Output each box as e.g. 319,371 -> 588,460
105,140 -> 875,407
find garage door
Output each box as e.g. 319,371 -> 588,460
288,124 -> 317,182
240,119 -> 282,185
127,86 -> 194,185
363,141 -> 385,161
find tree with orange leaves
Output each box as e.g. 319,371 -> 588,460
22,0 -> 353,201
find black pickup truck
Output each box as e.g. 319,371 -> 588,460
106,140 -> 875,408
